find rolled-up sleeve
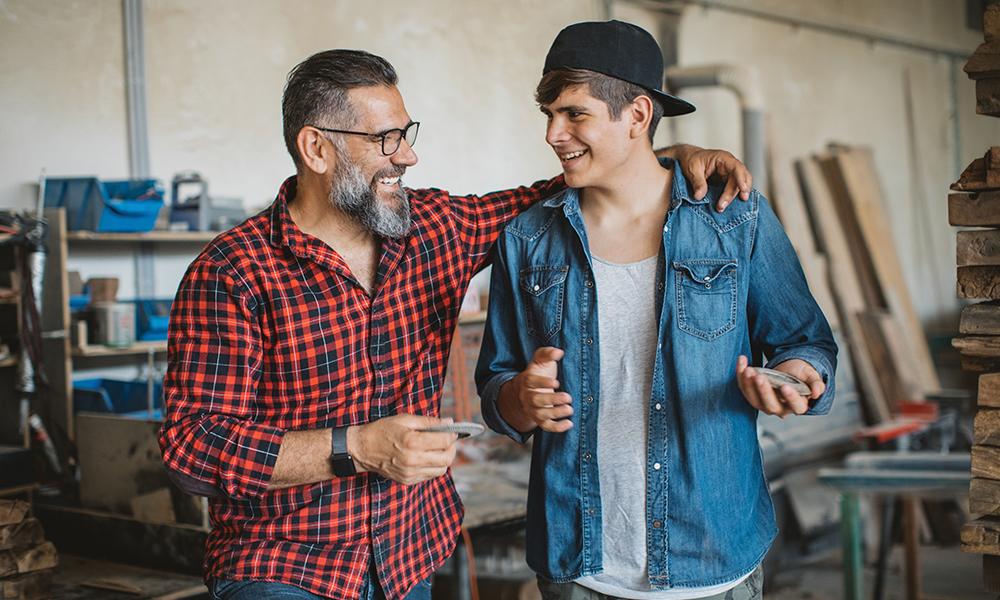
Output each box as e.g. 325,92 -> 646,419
747,194 -> 838,415
158,255 -> 285,498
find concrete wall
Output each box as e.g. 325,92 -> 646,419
0,0 -> 994,331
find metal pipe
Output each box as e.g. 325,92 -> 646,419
123,0 -> 150,178
626,0 -> 972,60
665,64 -> 768,194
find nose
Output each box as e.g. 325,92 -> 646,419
545,117 -> 569,147
392,138 -> 418,167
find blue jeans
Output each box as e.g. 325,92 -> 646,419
210,565 -> 432,600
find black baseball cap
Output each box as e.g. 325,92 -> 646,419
543,20 -> 695,117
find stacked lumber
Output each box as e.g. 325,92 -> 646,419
966,5 -> 1000,117
795,146 -> 938,424
0,500 -> 56,600
956,7 -> 1000,589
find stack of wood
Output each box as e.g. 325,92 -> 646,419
955,5 -> 1000,589
0,500 -> 57,600
786,146 -> 939,425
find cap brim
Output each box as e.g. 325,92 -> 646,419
653,89 -> 696,117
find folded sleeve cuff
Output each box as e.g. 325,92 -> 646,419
765,348 -> 837,416
480,371 -> 533,444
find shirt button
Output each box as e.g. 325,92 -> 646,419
585,280 -> 593,288
654,403 -> 662,410
588,507 -> 596,516
703,276 -> 710,281
662,225 -> 668,233
583,452 -> 592,461
585,338 -> 593,345
653,462 -> 661,470
533,284 -> 540,291
585,396 -> 594,404
652,519 -> 662,529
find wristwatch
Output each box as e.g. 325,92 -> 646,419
330,427 -> 356,477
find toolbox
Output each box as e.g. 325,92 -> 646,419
43,177 -> 165,232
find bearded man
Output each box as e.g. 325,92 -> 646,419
159,49 -> 751,600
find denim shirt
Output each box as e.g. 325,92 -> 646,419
475,158 -> 837,588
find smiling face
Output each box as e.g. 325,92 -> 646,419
327,85 -> 418,238
541,84 -> 635,190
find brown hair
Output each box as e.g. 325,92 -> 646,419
535,68 -> 663,143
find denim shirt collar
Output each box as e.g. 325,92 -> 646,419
540,156 -> 711,215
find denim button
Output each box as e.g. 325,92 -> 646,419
585,280 -> 593,288
533,284 -> 540,291
654,403 -> 662,410
585,338 -> 593,345
653,463 -> 661,470
588,507 -> 596,516
585,396 -> 593,403
652,519 -> 662,528
583,452 -> 592,461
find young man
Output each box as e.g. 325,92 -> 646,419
159,48 -> 752,600
477,21 -> 837,600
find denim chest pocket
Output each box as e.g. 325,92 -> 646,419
673,258 -> 738,341
519,265 -> 569,342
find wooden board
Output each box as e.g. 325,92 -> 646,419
959,230 -> 1000,266
981,374 -> 1000,408
965,43 -> 1000,81
820,147 -> 939,394
0,502 -> 28,527
857,310 -> 922,405
958,266 -> 1000,299
954,336 -> 1000,357
962,302 -> 1000,335
0,519 -> 43,552
987,4 -> 1000,43
796,157 -> 890,422
0,542 -> 57,578
977,78 -> 1000,117
964,355 -> 1000,372
974,445 -> 1000,480
975,409 -> 1000,446
0,569 -> 52,600
949,191 -> 1000,226
962,517 -> 1000,555
952,149 -> 1000,191
972,477 -> 1000,516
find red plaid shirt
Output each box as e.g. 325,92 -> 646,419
159,175 -> 562,599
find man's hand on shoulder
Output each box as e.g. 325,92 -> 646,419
498,347 -> 573,434
349,414 -> 458,485
655,144 -> 752,212
735,355 -> 825,418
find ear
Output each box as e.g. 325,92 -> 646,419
296,126 -> 334,175
627,95 -> 654,141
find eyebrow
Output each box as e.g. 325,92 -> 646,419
539,105 -> 589,116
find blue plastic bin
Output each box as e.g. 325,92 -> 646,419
44,177 -> 164,232
135,298 -> 172,341
73,378 -> 163,414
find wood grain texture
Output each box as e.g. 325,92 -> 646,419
958,266 -> 1000,299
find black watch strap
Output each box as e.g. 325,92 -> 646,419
330,427 -> 356,477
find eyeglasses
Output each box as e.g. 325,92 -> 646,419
311,121 -> 420,156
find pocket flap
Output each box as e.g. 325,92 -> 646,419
519,266 -> 569,296
672,259 -> 737,285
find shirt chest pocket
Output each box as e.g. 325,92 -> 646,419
519,265 -> 569,343
673,258 -> 738,341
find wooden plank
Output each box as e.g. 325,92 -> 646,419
949,191 -> 1000,226
965,43 -> 1000,81
952,150 -> 1000,191
0,569 -> 52,600
962,302 -> 1000,335
796,157 -> 890,422
0,501 -> 29,526
972,477 -> 1000,515
41,209 -> 72,442
821,147 -> 939,393
959,230 -> 1000,266
0,519 -> 43,551
954,336 -> 1000,357
964,355 -> 1000,372
975,409 -> 1000,446
962,517 -> 1000,555
986,4 -> 1000,43
958,266 -> 1000,299
0,542 -> 57,578
974,445 -> 1000,480
977,78 -> 1000,117
981,374 -> 1000,407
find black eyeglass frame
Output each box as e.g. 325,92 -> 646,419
311,121 -> 420,156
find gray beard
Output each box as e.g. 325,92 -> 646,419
329,158 -> 411,240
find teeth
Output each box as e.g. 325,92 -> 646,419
559,150 -> 587,160
379,176 -> 400,185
